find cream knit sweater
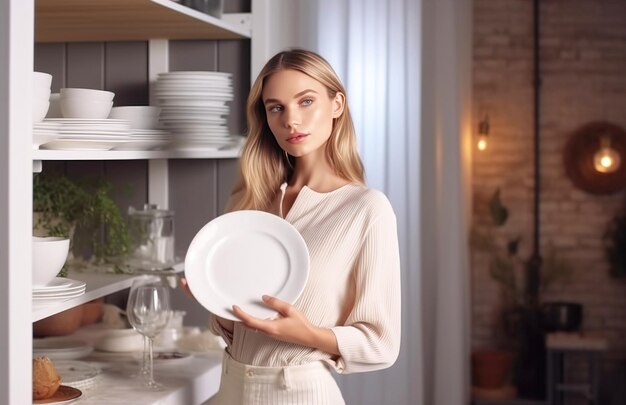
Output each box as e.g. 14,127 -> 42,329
208,183 -> 401,374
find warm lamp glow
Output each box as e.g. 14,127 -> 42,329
477,115 -> 490,152
593,137 -> 621,173
477,136 -> 488,151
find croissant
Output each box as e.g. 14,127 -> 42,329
32,356 -> 61,400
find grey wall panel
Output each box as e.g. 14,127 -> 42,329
219,40 -> 250,135
105,42 -> 149,107
169,40 -> 218,71
224,0 -> 250,13
168,158 -> 217,327
105,160 -> 149,216
34,43 -> 66,91
66,43 -> 105,89
168,159 -> 218,258
216,158 -> 239,213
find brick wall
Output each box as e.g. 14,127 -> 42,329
472,0 -> 626,388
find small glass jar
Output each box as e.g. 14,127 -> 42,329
127,204 -> 175,270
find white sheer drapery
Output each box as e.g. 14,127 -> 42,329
252,0 -> 472,403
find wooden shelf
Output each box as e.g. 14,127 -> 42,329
35,0 -> 251,42
33,145 -> 242,161
32,263 -> 184,322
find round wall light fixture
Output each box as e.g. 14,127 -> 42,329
564,121 -> 626,195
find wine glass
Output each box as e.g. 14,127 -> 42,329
126,278 -> 171,390
127,275 -> 161,379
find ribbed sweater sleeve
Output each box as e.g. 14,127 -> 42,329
208,313 -> 234,345
330,199 -> 401,374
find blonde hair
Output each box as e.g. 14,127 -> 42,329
231,49 -> 364,211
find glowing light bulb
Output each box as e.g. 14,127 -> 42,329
477,136 -> 487,151
593,137 -> 621,173
477,116 -> 490,152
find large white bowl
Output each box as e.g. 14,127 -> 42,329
46,93 -> 62,118
61,98 -> 113,119
32,99 -> 50,123
33,87 -> 52,123
109,106 -> 161,129
60,87 -> 115,102
95,328 -> 143,352
32,237 -> 70,287
33,72 -> 52,89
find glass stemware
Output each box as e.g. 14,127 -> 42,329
126,276 -> 171,390
127,275 -> 160,379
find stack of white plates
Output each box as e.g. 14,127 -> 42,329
32,277 -> 86,304
155,71 -> 240,150
33,337 -> 94,361
39,118 -> 133,151
33,120 -> 62,149
112,128 -> 172,151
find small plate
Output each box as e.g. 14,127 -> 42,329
133,351 -> 192,366
185,210 -> 310,321
33,338 -> 93,360
33,385 -> 82,404
54,360 -> 100,388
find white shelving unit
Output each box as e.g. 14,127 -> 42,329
33,147 -> 242,161
0,0 -> 274,402
32,263 -> 184,322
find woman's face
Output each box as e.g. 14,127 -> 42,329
262,69 -> 344,158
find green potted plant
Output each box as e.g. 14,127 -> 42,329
471,188 -> 572,398
33,173 -> 131,274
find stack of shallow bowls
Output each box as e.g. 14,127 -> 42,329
60,88 -> 115,119
109,106 -> 171,150
33,72 -> 52,123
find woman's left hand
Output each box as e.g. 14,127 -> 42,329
232,295 -> 339,355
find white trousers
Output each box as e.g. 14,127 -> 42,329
205,352 -> 346,405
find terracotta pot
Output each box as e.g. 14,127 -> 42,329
33,305 -> 84,337
471,350 -> 513,389
81,298 -> 104,326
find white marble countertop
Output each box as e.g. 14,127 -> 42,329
61,350 -> 222,405
36,324 -> 224,405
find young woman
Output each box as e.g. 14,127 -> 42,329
203,49 -> 401,404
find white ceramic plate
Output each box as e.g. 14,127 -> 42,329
32,277 -> 75,291
33,385 -> 82,404
33,338 -> 93,360
185,210 -> 309,321
33,278 -> 86,293
132,350 -> 193,366
40,139 -> 127,151
54,360 -> 101,390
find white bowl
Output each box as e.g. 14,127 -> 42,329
32,99 -> 50,123
109,106 -> 161,129
32,237 -> 70,287
60,87 -> 115,102
61,98 -> 113,119
46,93 -> 62,118
33,72 -> 52,89
95,328 -> 143,352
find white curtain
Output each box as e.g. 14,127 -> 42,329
253,1 -> 472,403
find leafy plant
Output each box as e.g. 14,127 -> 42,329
605,210 -> 626,279
471,188 -> 572,308
33,173 -> 131,270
